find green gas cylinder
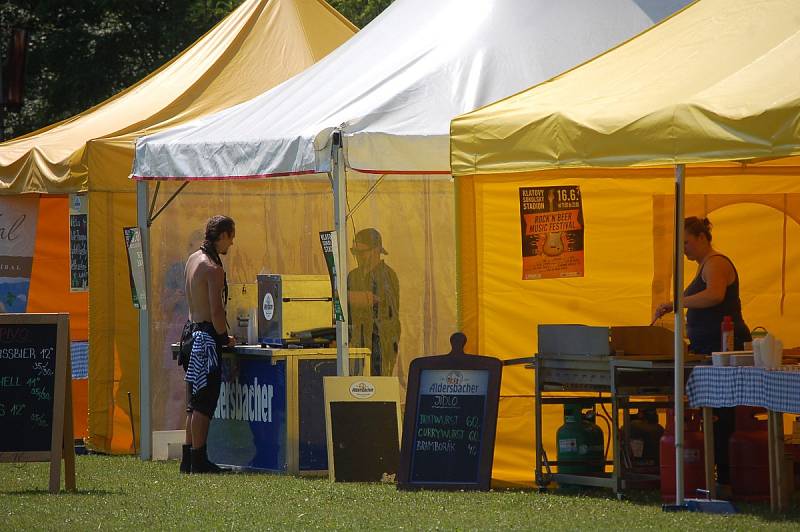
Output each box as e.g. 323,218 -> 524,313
556,404 -> 605,475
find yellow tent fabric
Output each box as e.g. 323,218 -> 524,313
87,0 -> 355,454
451,0 -> 800,486
1,0 -> 355,453
452,0 -> 800,174
0,0 -> 354,194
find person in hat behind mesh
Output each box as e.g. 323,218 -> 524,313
347,228 -> 400,376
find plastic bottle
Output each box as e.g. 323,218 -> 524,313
721,315 -> 734,351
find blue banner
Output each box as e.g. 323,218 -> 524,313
207,356 -> 287,471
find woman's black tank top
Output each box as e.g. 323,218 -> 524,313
684,254 -> 751,354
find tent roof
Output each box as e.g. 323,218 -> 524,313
132,0 -> 691,180
450,0 -> 800,177
0,0 -> 356,194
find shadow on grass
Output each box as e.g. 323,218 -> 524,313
2,488 -> 123,496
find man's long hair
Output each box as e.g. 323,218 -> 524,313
201,215 -> 235,266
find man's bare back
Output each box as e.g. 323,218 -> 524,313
184,249 -> 227,336
180,215 -> 235,475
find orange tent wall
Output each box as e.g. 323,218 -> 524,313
27,194 -> 89,439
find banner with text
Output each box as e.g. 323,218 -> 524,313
0,196 -> 39,311
319,230 -> 344,322
123,227 -> 147,310
69,194 -> 88,292
519,185 -> 584,280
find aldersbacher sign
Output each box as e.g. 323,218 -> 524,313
214,377 -> 274,423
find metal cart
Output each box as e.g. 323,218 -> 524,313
510,353 -> 695,498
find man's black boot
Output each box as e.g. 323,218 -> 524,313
179,444 -> 191,474
200,445 -> 227,473
191,445 -> 225,474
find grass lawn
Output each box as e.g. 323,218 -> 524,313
2,455 -> 799,530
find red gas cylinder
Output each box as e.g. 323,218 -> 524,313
660,408 -> 706,501
729,406 -> 770,501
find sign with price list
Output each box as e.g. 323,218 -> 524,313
398,334 -> 501,491
0,313 -> 75,493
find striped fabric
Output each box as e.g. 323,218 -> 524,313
185,331 -> 219,395
687,366 -> 800,414
71,341 -> 89,379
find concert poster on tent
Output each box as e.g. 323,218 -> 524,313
519,185 -> 584,280
0,195 -> 39,311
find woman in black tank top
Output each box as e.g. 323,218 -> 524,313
653,216 -> 751,485
653,216 -> 751,352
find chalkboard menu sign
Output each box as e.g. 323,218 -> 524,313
69,194 -> 88,292
324,376 -> 402,483
0,323 -> 58,452
0,313 -> 75,493
398,333 -> 501,491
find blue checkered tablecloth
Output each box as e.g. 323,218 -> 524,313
71,341 -> 88,379
686,366 -> 800,413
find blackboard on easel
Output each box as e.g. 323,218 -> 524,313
323,376 -> 402,482
0,313 -> 75,493
397,333 -> 502,491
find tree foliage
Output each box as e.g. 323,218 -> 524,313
0,0 -> 244,140
0,0 -> 392,141
328,0 -> 393,29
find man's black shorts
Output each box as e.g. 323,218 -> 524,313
185,369 -> 222,418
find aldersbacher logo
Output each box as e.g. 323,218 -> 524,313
446,371 -> 463,385
426,370 -> 479,394
349,380 -> 375,399
214,377 -> 274,423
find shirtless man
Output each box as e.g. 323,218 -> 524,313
179,215 -> 235,474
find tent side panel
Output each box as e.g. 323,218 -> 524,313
27,195 -> 89,339
456,176 -> 480,351
88,190 -> 139,453
27,195 -> 90,439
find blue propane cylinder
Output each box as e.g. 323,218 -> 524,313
556,404 -> 605,475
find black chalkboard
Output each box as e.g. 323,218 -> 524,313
298,358 -> 336,471
329,401 -> 399,481
70,212 -> 88,291
0,313 -> 75,493
0,323 -> 58,452
398,333 -> 502,491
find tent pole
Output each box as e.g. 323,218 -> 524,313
332,131 -> 350,376
148,181 -> 189,225
673,163 -> 686,504
136,179 -> 152,460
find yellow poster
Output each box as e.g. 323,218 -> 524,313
519,186 -> 584,280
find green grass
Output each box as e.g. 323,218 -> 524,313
1,455 -> 799,530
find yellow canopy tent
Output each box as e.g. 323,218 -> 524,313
0,0 -> 355,453
451,0 -> 800,486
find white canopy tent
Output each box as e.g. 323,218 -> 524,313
133,0 -> 690,360
132,0 -> 691,478
134,0 -> 691,179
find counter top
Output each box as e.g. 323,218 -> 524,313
171,343 -> 370,358
226,345 -> 369,357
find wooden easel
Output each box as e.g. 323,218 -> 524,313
0,313 -> 75,493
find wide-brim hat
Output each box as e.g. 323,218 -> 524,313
352,227 -> 387,254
